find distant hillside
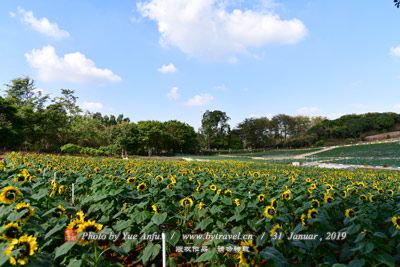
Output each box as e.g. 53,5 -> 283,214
307,112 -> 400,146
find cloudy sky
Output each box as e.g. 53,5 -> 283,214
1,1 -> 400,129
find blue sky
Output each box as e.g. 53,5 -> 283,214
1,0 -> 400,129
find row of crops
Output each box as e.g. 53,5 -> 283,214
0,152 -> 399,266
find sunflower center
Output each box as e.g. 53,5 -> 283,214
311,211 -> 316,218
5,227 -> 19,238
268,208 -> 275,215
312,202 -> 318,208
18,176 -> 25,182
18,208 -> 30,219
5,190 -> 16,200
327,197 -> 333,203
396,218 -> 400,225
85,226 -> 98,233
19,242 -> 31,257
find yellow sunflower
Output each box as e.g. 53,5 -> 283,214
152,204 -> 158,214
127,177 -> 136,184
257,194 -> 265,202
281,189 -> 292,201
325,184 -> 334,191
311,199 -> 320,208
53,205 -> 66,218
216,189 -> 222,195
137,182 -> 147,192
5,235 -> 38,266
264,205 -> 276,219
269,224 -> 283,237
392,215 -> 400,230
307,208 -> 318,219
301,214 -> 308,228
359,194 -> 368,201
180,197 -> 194,208
170,176 -> 177,184
0,186 -> 22,205
67,219 -> 83,231
209,184 -> 217,191
368,194 -> 375,202
240,239 -> 258,252
50,179 -> 57,190
2,222 -> 21,240
387,189 -> 394,197
234,198 -> 240,207
15,202 -> 35,221
345,208 -> 354,218
324,193 -> 334,203
309,183 -> 317,190
76,210 -> 85,221
238,251 -> 249,267
58,185 -> 65,195
197,202 -> 205,210
13,174 -> 28,183
77,220 -> 103,245
224,189 -> 232,197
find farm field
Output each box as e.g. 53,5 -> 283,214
304,142 -> 400,168
0,153 -> 399,266
228,148 -> 322,158
309,142 -> 400,159
179,148 -> 323,162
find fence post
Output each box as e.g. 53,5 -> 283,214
72,183 -> 75,206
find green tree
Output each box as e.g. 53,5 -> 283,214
200,110 -> 230,150
237,117 -> 271,149
163,120 -> 198,154
110,122 -> 140,156
137,121 -> 166,156
0,97 -> 21,149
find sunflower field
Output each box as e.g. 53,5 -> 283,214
0,152 -> 399,266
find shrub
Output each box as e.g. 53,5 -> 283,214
60,144 -> 82,154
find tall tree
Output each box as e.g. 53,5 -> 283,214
200,110 -> 230,150
163,120 -> 198,154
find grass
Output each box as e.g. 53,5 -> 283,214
310,142 -> 400,158
229,147 -> 321,157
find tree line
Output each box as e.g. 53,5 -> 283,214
1,77 -> 399,156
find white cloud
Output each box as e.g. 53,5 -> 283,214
296,106 -> 321,116
16,7 -> 70,39
9,11 -> 16,18
390,45 -> 400,57
82,101 -> 104,112
25,45 -> 122,83
184,94 -> 214,106
167,86 -> 180,100
138,0 -> 307,60
158,63 -> 177,73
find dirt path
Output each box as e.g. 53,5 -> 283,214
292,146 -> 337,159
